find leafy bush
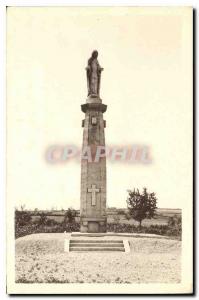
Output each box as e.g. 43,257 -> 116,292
38,213 -> 48,226
15,211 -> 80,238
167,215 -> 181,237
45,218 -> 59,227
15,209 -> 32,227
60,222 -> 80,232
63,208 -> 76,224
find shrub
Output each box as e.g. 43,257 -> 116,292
45,218 -> 59,227
167,215 -> 182,237
63,208 -> 76,224
38,213 -> 48,226
15,209 -> 32,227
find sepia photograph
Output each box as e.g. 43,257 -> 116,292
6,5 -> 193,294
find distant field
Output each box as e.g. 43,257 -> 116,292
30,208 -> 181,227
31,215 -> 65,223
156,208 -> 181,216
108,209 -> 181,226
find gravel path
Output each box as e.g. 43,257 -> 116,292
15,233 -> 181,283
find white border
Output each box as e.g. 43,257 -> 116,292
1,0 -> 198,298
1,0 -> 198,6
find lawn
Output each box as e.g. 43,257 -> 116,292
16,233 -> 181,283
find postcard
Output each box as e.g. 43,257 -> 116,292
6,6 -> 193,294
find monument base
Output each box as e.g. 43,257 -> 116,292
80,217 -> 107,233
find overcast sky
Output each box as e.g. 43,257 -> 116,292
7,7 -> 192,210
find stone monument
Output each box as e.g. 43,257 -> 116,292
80,50 -> 107,233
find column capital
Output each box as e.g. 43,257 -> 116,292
81,103 -> 107,113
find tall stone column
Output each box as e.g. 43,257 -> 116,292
80,51 -> 107,233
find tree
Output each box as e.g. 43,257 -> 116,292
127,187 -> 157,228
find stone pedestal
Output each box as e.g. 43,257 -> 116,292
80,95 -> 107,233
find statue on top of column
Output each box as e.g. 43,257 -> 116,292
86,50 -> 103,97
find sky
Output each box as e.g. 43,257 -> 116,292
7,7 -> 192,210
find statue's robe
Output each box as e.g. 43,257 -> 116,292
87,58 -> 101,96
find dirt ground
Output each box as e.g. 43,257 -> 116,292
15,233 -> 181,283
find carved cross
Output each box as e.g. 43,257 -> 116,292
88,184 -> 100,206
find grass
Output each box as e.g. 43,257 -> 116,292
15,233 -> 181,284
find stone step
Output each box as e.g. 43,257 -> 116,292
71,233 -> 120,237
68,239 -> 126,252
70,240 -> 123,243
70,247 -> 125,252
70,243 -> 123,247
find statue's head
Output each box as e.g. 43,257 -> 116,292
91,50 -> 98,59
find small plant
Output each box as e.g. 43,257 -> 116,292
63,208 -> 75,224
38,212 -> 47,226
62,208 -> 77,232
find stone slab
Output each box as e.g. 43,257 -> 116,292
71,232 -> 171,239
